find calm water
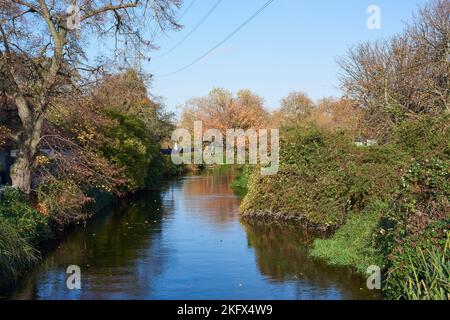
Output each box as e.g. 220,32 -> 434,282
8,170 -> 380,300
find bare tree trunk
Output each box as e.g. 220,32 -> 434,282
10,96 -> 44,194
10,152 -> 32,194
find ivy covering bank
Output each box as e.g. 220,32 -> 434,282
239,115 -> 449,299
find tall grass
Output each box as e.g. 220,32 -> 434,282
395,234 -> 450,300
0,219 -> 40,289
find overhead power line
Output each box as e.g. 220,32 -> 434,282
178,0 -> 198,21
156,0 -> 276,78
156,0 -> 223,59
148,0 -> 199,44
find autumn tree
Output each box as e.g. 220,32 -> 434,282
93,69 -> 174,143
0,0 -> 181,194
233,90 -> 269,129
180,88 -> 269,134
272,91 -> 315,126
271,93 -> 361,136
181,88 -> 233,133
314,97 -> 362,135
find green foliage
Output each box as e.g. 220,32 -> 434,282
145,154 -> 183,188
377,159 -> 450,258
0,218 -> 40,290
399,239 -> 449,300
0,187 -> 50,242
242,123 -> 407,228
241,114 -> 449,299
393,114 -> 450,160
311,201 -> 387,273
231,166 -> 249,197
102,111 -> 178,191
102,111 -> 157,191
375,157 -> 450,299
0,187 -> 45,290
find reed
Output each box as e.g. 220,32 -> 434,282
397,234 -> 450,300
0,219 -> 40,289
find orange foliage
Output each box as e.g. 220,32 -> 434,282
180,88 -> 269,134
271,93 -> 362,136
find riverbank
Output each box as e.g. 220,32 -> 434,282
241,211 -> 338,234
0,156 -> 185,294
237,115 -> 450,299
0,187 -> 115,293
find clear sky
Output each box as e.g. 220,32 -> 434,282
138,0 -> 428,112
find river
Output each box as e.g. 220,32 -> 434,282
8,169 -> 380,300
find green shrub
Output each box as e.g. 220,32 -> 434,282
240,116 -> 449,300
241,123 -> 406,228
311,200 -> 387,273
231,166 -> 249,197
103,112 -> 179,191
377,159 -> 450,258
0,187 -> 50,242
376,158 -> 449,299
102,111 -> 157,191
393,114 -> 450,160
145,154 -> 183,188
0,218 -> 40,289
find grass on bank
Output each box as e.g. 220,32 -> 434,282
311,201 -> 387,273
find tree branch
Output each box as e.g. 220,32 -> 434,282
81,1 -> 140,22
11,0 -> 40,13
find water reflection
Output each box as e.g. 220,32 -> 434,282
181,170 -> 239,225
243,222 -> 381,299
9,169 -> 381,300
10,188 -> 173,299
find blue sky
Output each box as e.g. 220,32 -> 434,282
138,0 -> 427,112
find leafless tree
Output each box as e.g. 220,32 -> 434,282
339,0 -> 449,138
